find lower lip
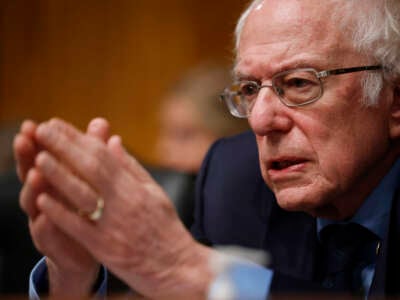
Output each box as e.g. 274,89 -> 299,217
267,162 -> 308,180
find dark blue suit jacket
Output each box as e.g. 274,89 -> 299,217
191,130 -> 400,296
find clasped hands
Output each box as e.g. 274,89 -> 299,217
14,118 -> 213,299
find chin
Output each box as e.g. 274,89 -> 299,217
273,186 -> 329,215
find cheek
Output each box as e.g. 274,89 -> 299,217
302,125 -> 355,186
305,108 -> 390,194
315,145 -> 355,188
254,82 -> 392,212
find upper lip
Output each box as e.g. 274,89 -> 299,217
267,156 -> 309,170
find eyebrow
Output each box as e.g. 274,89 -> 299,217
233,72 -> 258,82
233,57 -> 328,82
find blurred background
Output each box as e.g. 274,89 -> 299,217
1,0 -> 248,164
0,0 -> 249,294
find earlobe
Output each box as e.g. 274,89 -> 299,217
389,85 -> 400,139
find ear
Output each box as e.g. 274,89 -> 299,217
389,85 -> 400,139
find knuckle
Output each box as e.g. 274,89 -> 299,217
83,185 -> 97,200
35,152 -> 57,180
90,140 -> 107,160
81,155 -> 102,177
35,151 -> 49,167
78,185 -> 98,211
41,118 -> 72,150
83,142 -> 109,178
47,119 -> 64,138
19,188 -> 29,213
48,117 -> 63,129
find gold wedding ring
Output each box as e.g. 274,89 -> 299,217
79,197 -> 104,221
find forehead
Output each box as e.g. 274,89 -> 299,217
236,0 -> 358,76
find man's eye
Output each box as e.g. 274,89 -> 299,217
286,78 -> 313,88
240,83 -> 259,96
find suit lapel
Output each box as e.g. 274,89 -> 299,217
369,220 -> 388,296
264,201 -> 318,282
370,187 -> 400,297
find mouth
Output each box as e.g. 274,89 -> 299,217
268,158 -> 308,171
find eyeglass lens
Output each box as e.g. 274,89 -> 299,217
222,69 -> 322,117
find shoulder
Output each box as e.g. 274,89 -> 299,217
202,130 -> 259,175
193,131 -> 275,247
210,130 -> 257,154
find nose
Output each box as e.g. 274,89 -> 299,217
248,87 -> 294,136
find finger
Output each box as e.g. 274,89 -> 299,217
36,193 -> 100,257
107,135 -> 152,182
29,214 -> 95,273
35,151 -> 99,214
19,168 -> 47,218
20,119 -> 38,138
29,214 -> 59,256
20,168 -> 66,220
13,133 -> 38,182
35,118 -> 128,194
14,120 -> 39,181
86,117 -> 111,142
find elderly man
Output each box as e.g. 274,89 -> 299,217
14,0 -> 400,299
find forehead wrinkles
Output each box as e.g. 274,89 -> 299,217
236,0 -> 354,73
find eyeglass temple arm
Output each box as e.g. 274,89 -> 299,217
318,65 -> 382,78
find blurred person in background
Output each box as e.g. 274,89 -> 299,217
156,63 -> 248,174
152,63 -> 248,228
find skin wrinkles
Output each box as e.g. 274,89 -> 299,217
235,1 -> 354,78
235,30 -> 355,82
239,0 -> 398,220
11,1 -> 400,298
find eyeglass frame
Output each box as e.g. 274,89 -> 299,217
220,65 -> 382,118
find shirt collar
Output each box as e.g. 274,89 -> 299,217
317,159 -> 400,240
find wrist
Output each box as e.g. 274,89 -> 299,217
47,258 -> 100,297
165,242 -> 215,299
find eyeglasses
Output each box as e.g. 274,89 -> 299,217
220,65 -> 382,118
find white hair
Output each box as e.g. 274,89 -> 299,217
234,0 -> 400,106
